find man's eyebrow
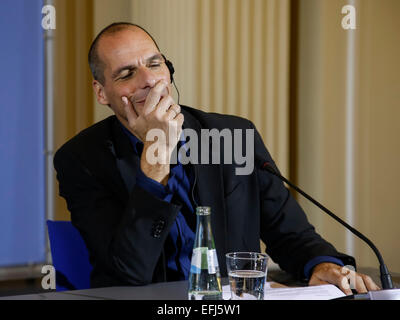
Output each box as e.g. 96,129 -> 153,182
111,54 -> 164,79
147,53 -> 164,63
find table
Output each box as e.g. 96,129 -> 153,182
0,267 -> 398,300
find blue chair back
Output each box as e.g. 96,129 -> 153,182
46,220 -> 93,291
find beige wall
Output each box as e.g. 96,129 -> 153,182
297,0 -> 400,272
357,0 -> 400,272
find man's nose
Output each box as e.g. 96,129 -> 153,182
136,67 -> 157,89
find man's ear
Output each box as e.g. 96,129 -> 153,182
93,80 -> 109,105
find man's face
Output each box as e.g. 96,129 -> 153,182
93,28 -> 171,120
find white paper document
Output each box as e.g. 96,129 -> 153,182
222,282 -> 346,300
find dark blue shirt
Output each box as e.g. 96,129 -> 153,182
119,124 -> 344,280
120,125 -> 195,280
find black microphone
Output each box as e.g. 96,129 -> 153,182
257,159 -> 394,290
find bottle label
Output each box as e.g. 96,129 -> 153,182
207,249 -> 218,274
190,247 -> 219,274
190,247 -> 207,274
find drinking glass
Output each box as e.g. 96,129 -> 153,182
226,252 -> 269,300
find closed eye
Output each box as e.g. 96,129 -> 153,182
120,72 -> 133,80
149,63 -> 161,68
117,60 -> 162,81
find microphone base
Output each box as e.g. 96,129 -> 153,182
368,288 -> 400,300
335,289 -> 400,300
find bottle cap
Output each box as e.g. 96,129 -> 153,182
196,206 -> 211,215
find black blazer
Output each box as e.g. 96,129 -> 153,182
54,105 -> 355,288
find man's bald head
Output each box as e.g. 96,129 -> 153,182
88,22 -> 160,85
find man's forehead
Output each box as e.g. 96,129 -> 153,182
97,27 -> 159,65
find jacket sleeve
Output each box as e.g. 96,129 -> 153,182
252,123 -> 356,281
53,147 -> 181,286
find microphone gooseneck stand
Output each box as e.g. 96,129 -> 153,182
258,160 -> 394,292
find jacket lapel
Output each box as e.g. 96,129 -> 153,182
105,117 -> 140,198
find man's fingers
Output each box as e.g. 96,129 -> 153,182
310,263 -> 381,296
176,112 -> 184,126
122,96 -> 138,125
309,278 -> 330,286
313,266 -> 353,295
354,274 -> 368,293
165,104 -> 181,120
346,270 -> 380,293
361,274 -> 381,291
338,276 -> 354,295
156,96 -> 175,117
144,80 -> 168,114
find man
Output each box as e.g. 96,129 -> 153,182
54,22 -> 380,294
